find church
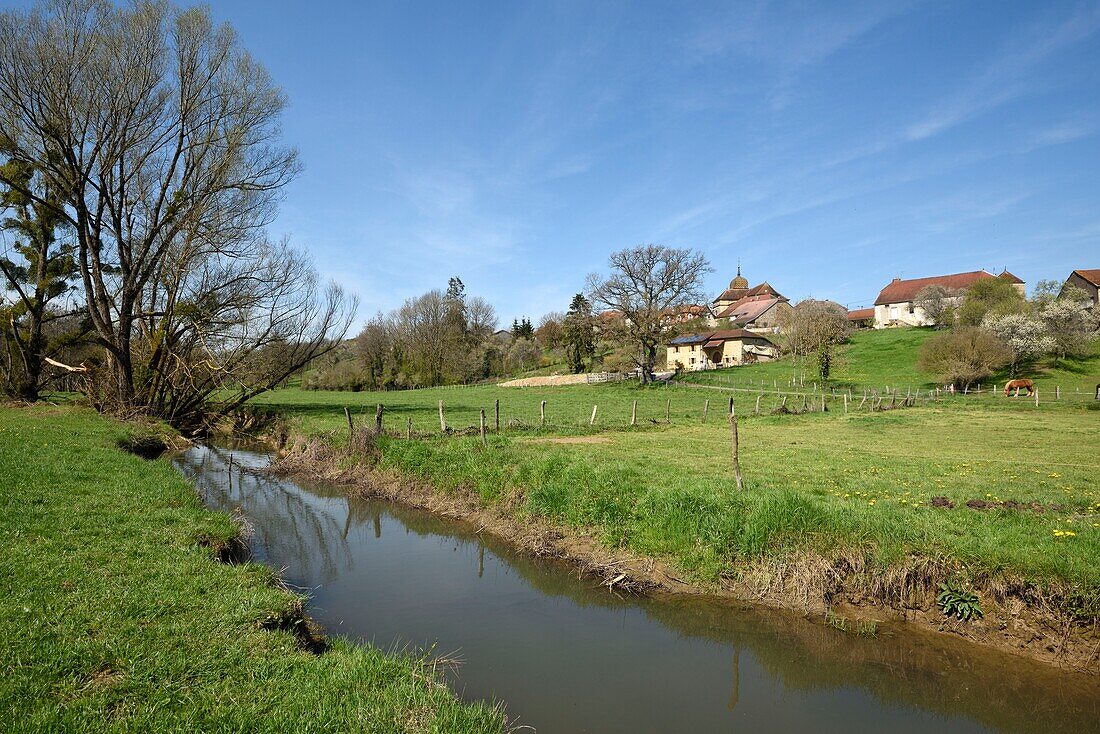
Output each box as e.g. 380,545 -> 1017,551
710,267 -> 792,332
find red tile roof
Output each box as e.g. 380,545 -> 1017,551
873,270 -> 1012,306
713,282 -> 786,303
1071,269 -> 1100,286
716,297 -> 783,325
997,269 -> 1024,284
847,308 -> 875,321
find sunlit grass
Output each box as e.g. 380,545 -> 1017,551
0,405 -> 506,733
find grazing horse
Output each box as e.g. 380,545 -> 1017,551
1004,379 -> 1034,396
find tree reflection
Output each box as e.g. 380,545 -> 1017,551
176,446 -> 354,585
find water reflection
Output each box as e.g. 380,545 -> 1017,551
175,446 -> 1100,734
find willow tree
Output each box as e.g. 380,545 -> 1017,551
0,1 -> 354,427
587,245 -> 711,383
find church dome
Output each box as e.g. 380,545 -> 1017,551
729,267 -> 748,290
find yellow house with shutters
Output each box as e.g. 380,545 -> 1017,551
666,329 -> 778,371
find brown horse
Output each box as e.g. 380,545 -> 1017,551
1004,379 -> 1034,396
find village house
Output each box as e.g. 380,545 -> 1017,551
710,268 -> 792,332
660,303 -> 715,329
1061,269 -> 1100,306
872,269 -> 1025,328
846,308 -> 875,329
666,329 -> 779,370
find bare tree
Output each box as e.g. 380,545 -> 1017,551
587,245 -> 711,383
466,296 -> 498,342
779,299 -> 852,380
918,327 -> 1011,389
535,311 -> 564,350
913,285 -> 959,328
0,1 -> 354,425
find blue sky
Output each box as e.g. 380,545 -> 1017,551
18,1 -> 1100,324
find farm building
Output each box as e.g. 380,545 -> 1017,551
846,308 -> 875,328
666,329 -> 779,370
872,269 -> 1025,328
1061,269 -> 1100,306
711,267 -> 791,331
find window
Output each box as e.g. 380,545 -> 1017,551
908,304 -> 915,314
689,357 -> 695,365
889,306 -> 899,320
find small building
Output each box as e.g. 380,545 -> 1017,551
846,308 -> 875,329
660,303 -> 715,329
1061,269 -> 1100,306
872,269 -> 1025,328
711,268 -> 792,332
666,329 -> 779,371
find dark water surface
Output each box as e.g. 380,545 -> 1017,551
175,445 -> 1100,734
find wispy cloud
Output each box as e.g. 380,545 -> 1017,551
684,0 -> 911,71
1032,118 -> 1096,146
904,5 -> 1100,141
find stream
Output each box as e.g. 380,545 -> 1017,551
174,444 -> 1100,734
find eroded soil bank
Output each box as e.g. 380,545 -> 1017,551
270,435 -> 1099,674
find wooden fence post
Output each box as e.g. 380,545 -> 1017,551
1056,386 -> 1060,400
728,396 -> 734,415
344,407 -> 354,439
495,399 -> 500,431
754,394 -> 762,415
540,400 -> 546,426
1034,388 -> 1039,408
728,413 -> 744,491
406,417 -> 413,440
480,409 -> 487,447
843,393 -> 848,413
702,399 -> 709,422
590,405 -> 598,426
438,400 -> 446,433
666,398 -> 671,424
374,404 -> 384,434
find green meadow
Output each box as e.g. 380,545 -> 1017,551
256,330 -> 1100,617
0,405 -> 505,733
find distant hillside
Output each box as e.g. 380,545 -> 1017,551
678,327 -> 1100,394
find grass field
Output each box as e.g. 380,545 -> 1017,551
680,327 -> 1100,397
0,405 -> 505,732
256,330 -> 1100,620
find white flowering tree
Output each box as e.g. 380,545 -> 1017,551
980,313 -> 1056,375
1038,287 -> 1098,359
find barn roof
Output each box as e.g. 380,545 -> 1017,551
1071,269 -> 1100,286
847,308 -> 875,321
716,295 -> 783,325
873,270 -> 1011,306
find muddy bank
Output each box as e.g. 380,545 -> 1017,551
269,436 -> 1100,674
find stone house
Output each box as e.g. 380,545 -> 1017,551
666,329 -> 779,370
873,269 -> 1025,328
1061,269 -> 1100,306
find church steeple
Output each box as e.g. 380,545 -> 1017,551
729,264 -> 748,290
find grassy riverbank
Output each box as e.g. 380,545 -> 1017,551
0,404 -> 506,732
258,333 -> 1100,665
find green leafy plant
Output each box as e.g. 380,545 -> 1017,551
937,580 -> 984,621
